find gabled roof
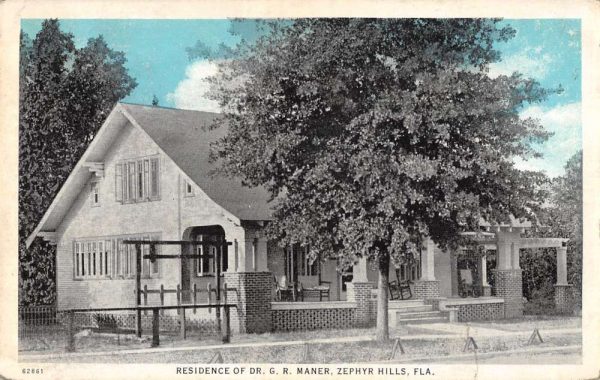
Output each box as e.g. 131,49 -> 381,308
26,102 -> 273,248
120,103 -> 273,221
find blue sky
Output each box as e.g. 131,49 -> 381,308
21,19 -> 581,177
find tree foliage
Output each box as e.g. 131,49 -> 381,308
522,151 -> 583,308
205,19 -> 554,339
19,19 -> 137,305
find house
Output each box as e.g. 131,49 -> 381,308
26,103 -> 573,333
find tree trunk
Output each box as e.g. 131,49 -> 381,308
376,254 -> 390,342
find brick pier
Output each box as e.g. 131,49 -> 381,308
224,272 -> 272,334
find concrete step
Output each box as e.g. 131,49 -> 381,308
395,311 -> 442,320
389,304 -> 433,313
396,316 -> 449,325
388,300 -> 427,308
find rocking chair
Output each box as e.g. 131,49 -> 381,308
388,269 -> 412,300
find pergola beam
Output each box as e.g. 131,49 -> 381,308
518,237 -> 568,249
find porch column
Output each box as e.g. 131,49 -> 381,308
223,227 -> 272,334
421,238 -> 436,281
254,237 -> 269,272
412,239 -> 440,300
511,242 -> 521,270
450,251 -> 459,297
493,230 -> 524,318
480,253 -> 492,296
496,236 -> 512,270
556,246 -> 568,286
554,245 -> 573,313
348,256 -> 374,327
352,256 -> 369,282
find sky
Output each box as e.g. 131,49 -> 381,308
20,19 -> 581,178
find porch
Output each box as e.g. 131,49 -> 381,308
164,220 -> 572,333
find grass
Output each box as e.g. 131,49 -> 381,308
467,315 -> 581,332
20,316 -> 582,363
24,332 -> 581,364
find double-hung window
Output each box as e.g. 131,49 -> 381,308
74,233 -> 161,280
196,235 -> 228,276
115,156 -> 160,203
73,239 -> 112,279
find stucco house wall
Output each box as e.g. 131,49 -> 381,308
54,118 -> 248,310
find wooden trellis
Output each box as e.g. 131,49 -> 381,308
123,239 -> 232,337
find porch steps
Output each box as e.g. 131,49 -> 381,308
388,300 -> 449,325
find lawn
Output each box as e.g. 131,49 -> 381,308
23,332 -> 581,364
20,315 -> 582,364
466,315 -> 582,332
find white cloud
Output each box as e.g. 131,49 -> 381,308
166,61 -> 221,113
513,102 -> 581,177
488,47 -> 553,80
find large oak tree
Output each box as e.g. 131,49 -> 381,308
205,19 -> 553,340
19,20 -> 137,305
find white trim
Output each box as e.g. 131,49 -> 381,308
271,301 -> 357,310
38,231 -> 57,244
518,237 -> 569,249
82,162 -> 105,178
439,297 -> 504,307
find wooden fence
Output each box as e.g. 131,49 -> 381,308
61,303 -> 236,352
139,283 -> 225,316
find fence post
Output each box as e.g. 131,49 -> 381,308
160,284 -> 165,316
180,307 -> 186,340
193,284 -> 197,314
135,244 -> 142,338
143,285 -> 148,316
176,284 -> 181,315
151,307 -> 160,347
66,310 -> 75,352
222,305 -> 231,344
207,283 -> 212,314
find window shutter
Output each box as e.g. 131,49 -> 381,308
74,242 -> 80,278
115,164 -> 123,202
150,158 -> 159,199
137,161 -> 144,200
143,159 -> 150,200
128,162 -> 137,202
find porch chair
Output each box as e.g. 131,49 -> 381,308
459,269 -> 478,298
273,275 -> 296,301
388,269 -> 412,300
297,275 -> 331,301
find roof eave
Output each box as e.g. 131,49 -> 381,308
25,104 -> 126,248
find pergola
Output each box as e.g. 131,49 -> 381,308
122,239 -> 232,337
351,218 -> 571,313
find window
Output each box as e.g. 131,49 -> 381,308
73,239 -> 111,279
196,235 -> 227,276
184,180 -> 194,197
73,233 -> 160,280
115,156 -> 160,203
90,181 -> 99,206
